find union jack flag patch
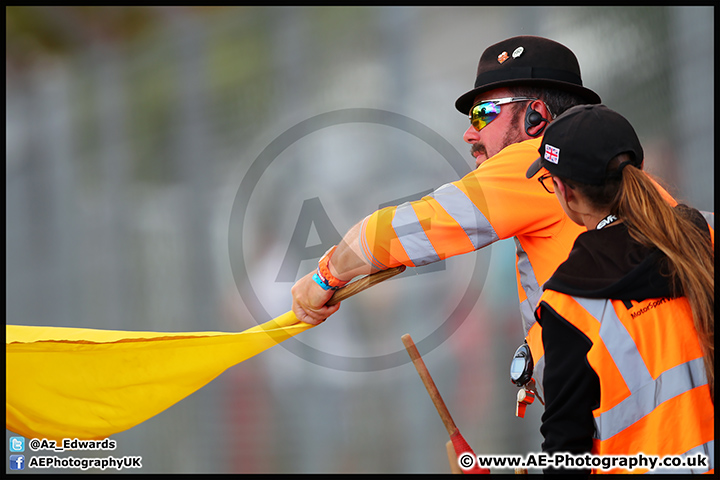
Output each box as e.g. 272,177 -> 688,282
544,144 -> 560,164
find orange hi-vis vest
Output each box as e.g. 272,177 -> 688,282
533,291 -> 714,474
527,221 -> 713,401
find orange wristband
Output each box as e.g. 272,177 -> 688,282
317,246 -> 349,289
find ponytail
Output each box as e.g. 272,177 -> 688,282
575,157 -> 714,402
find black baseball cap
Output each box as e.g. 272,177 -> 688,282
525,104 -> 644,185
455,35 -> 601,115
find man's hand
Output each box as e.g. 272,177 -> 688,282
291,271 -> 341,325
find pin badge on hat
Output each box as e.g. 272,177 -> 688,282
498,51 -> 509,64
512,46 -> 524,59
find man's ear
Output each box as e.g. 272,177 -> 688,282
524,100 -> 552,137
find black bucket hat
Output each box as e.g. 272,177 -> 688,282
525,104 -> 644,185
455,35 -> 601,115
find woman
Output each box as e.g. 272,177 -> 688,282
525,105 -> 714,474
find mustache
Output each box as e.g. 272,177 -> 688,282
471,143 -> 487,158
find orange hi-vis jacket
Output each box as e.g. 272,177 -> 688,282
534,292 -> 714,474
360,137 -> 585,337
359,137 -> 678,341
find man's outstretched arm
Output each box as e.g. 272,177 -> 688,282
291,220 -> 381,324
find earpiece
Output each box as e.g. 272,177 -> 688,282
525,104 -> 548,137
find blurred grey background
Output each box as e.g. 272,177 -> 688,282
6,6 -> 713,474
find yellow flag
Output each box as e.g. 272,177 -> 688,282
6,312 -> 314,441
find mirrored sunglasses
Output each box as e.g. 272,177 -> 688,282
469,96 -> 536,131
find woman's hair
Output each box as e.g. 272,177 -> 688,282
569,154 -> 715,402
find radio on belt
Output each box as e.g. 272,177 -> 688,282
510,341 -> 543,418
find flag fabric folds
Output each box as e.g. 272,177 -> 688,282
6,312 -> 314,441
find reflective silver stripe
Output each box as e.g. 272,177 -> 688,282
695,440 -> 715,472
645,440 -> 714,474
593,357 -> 707,441
515,238 -> 543,336
519,297 -> 537,338
391,202 -> 440,266
700,210 -> 714,230
570,297 -> 711,444
573,297 -> 653,391
427,183 -> 499,250
684,439 -> 714,473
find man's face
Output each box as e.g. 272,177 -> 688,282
463,88 -> 529,167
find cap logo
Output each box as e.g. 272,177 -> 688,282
497,51 -> 509,64
544,144 -> 560,164
512,46 -> 524,59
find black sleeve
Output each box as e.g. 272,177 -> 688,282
537,301 -> 600,475
676,204 -> 711,235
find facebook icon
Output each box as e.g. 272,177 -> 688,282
9,454 -> 25,470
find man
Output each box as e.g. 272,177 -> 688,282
291,36 -> 669,392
